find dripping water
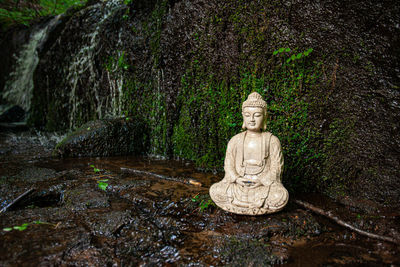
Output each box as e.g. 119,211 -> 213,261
2,15 -> 62,112
66,0 -> 125,129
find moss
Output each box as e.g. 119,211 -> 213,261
321,118 -> 356,197
32,0 -> 349,194
171,48 -> 322,193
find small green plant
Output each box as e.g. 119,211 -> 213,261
191,194 -> 200,202
0,0 -> 87,30
191,194 -> 216,212
89,164 -> 100,173
117,51 -> 130,70
3,220 -> 57,232
104,51 -> 130,72
272,47 -> 291,55
89,164 -> 109,191
199,199 -> 215,212
97,179 -> 109,191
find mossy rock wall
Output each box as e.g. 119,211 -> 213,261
29,0 -> 400,207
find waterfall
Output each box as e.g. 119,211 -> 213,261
2,15 -> 62,112
66,0 -> 124,129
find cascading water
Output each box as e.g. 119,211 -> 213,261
2,15 -> 62,112
66,0 -> 125,129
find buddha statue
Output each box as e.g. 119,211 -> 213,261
209,92 -> 289,215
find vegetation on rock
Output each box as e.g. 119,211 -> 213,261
5,0 -> 398,206
0,0 -> 87,30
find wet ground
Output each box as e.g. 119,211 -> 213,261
0,130 -> 399,266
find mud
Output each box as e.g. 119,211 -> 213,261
0,131 -> 399,266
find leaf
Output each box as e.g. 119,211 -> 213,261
285,47 -> 291,52
13,225 -> 27,231
98,179 -> 109,182
278,47 -> 285,53
98,182 -> 108,191
94,168 -> 100,173
273,50 -> 279,55
296,53 -> 303,59
286,54 -> 297,63
90,164 -> 94,168
3,228 -> 12,231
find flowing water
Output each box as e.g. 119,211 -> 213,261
1,0 -> 127,128
65,0 -> 125,128
2,15 -> 62,112
0,131 -> 398,266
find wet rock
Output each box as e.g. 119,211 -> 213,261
0,105 -> 25,123
14,167 -> 57,183
54,118 -> 149,157
84,210 -> 131,236
63,185 -> 109,211
25,0 -> 400,209
217,236 -> 286,266
115,213 -> 183,265
1,132 -> 399,265
0,167 -> 60,212
0,207 -> 89,266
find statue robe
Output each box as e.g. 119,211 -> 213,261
210,131 -> 288,215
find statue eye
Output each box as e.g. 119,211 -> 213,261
254,113 -> 262,117
244,113 -> 250,117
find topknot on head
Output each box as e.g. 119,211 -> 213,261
242,92 -> 267,111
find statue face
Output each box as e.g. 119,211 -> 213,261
242,107 -> 264,132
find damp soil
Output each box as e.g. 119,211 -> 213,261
0,131 -> 399,266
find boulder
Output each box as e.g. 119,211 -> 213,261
54,118 -> 149,157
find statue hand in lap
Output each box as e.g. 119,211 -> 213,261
209,92 -> 289,215
235,177 -> 262,188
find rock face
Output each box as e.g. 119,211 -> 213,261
1,0 -> 399,207
55,118 -> 149,157
0,105 -> 25,122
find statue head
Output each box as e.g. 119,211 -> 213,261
241,92 -> 267,131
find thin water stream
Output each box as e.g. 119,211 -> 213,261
0,131 -> 398,266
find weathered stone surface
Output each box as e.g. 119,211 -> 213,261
54,118 -> 149,157
0,105 -> 25,122
2,0 -> 398,207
